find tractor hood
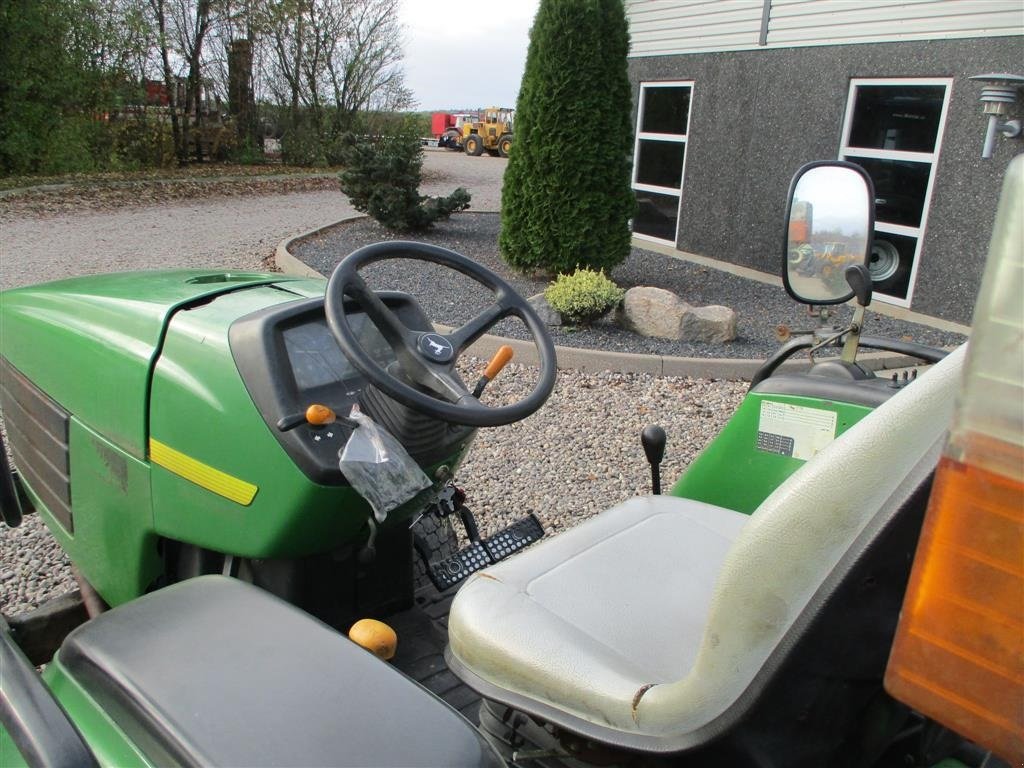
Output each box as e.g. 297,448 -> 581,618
0,270 -> 324,460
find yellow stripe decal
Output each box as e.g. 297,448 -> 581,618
149,439 -> 258,506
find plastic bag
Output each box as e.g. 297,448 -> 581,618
338,405 -> 431,523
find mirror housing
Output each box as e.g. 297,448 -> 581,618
782,161 -> 875,305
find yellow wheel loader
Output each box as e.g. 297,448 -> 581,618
462,106 -> 513,157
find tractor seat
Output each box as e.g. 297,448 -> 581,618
58,576 -> 501,768
446,345 -> 966,755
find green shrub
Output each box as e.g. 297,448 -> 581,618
338,125 -> 470,232
322,130 -> 351,167
39,117 -> 99,175
111,117 -> 176,169
281,121 -> 327,167
500,0 -> 635,275
229,136 -> 266,165
544,268 -> 625,325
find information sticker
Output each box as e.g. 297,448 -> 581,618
756,401 -> 838,461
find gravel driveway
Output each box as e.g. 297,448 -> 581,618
0,150 -> 744,616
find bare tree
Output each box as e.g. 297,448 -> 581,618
140,0 -> 409,165
323,0 -> 409,132
145,0 -> 217,164
171,0 -> 216,162
260,0 -> 408,134
258,0 -> 306,126
147,0 -> 186,163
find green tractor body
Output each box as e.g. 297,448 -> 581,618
0,270 -> 471,608
671,392 -> 873,513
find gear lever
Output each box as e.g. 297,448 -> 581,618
641,425 -> 667,495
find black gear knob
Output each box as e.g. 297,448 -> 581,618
845,263 -> 873,307
641,425 -> 667,494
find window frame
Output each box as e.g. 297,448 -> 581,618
839,77 -> 953,308
632,80 -> 695,245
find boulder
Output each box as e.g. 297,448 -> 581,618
617,287 -> 689,340
679,304 -> 737,343
528,293 -> 563,326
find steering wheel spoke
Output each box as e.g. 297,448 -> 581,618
448,300 -> 512,354
416,365 -> 472,404
342,273 -> 431,378
325,241 -> 556,427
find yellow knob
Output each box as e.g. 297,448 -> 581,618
349,618 -> 398,660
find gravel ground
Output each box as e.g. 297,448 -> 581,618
0,176 -> 341,218
451,359 -> 747,540
294,212 -> 968,358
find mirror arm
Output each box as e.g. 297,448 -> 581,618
808,325 -> 852,361
840,305 -> 867,364
749,336 -> 815,388
845,264 -> 873,307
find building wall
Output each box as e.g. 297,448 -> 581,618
627,0 -> 1023,56
628,36 -> 1023,323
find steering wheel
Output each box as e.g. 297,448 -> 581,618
325,241 -> 557,427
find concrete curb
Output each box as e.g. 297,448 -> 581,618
275,219 -> 940,380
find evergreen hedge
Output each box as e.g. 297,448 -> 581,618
500,0 -> 635,275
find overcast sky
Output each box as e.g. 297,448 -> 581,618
399,0 -> 540,111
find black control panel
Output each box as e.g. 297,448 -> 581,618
229,293 -> 434,484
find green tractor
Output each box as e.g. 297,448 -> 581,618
0,159 -> 1019,767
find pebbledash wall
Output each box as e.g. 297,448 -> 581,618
624,0 -> 1024,324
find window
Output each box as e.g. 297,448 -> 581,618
840,79 -> 952,306
632,82 -> 694,244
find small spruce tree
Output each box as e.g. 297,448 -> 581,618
500,0 -> 635,275
338,119 -> 470,232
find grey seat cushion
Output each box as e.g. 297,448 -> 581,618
450,496 -> 748,721
60,576 -> 502,768
447,345 -> 966,748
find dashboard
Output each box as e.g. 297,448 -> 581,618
229,293 -> 436,485
281,313 -> 392,393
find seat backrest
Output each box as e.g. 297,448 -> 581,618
636,344 -> 966,736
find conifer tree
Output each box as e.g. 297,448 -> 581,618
500,0 -> 634,275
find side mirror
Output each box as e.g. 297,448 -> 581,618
783,161 -> 875,305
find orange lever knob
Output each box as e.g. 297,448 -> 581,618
305,404 -> 336,426
483,345 -> 514,380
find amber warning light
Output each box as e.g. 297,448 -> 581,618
884,155 -> 1024,763
885,437 -> 1023,761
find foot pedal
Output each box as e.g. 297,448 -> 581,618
427,542 -> 490,590
424,515 -> 545,591
483,514 -> 544,563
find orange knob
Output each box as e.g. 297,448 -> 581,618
349,618 -> 398,660
483,345 -> 514,380
305,404 -> 336,426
